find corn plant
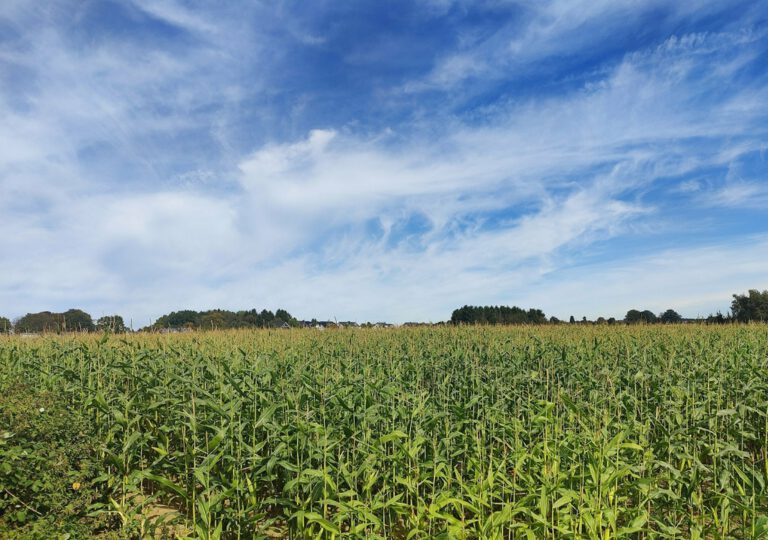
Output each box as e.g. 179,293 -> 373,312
0,325 -> 766,538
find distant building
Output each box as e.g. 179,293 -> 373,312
159,327 -> 192,334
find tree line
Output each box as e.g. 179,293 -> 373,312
449,289 -> 768,326
451,305 -> 547,325
0,308 -> 300,334
9,310 -> 126,334
1,289 -> 766,334
620,289 -> 768,324
150,308 -> 299,330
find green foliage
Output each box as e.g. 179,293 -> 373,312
60,309 -> 96,332
624,309 -> 658,324
451,305 -> 547,325
13,311 -> 59,333
660,309 -> 682,323
0,317 -> 11,333
732,289 -> 768,322
96,315 -> 128,333
707,310 -> 732,324
151,308 -> 298,330
14,309 -> 95,333
0,326 -> 766,538
0,382 -> 117,538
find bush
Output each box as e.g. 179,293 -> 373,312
0,382 -> 118,538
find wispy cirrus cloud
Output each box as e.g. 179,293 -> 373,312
0,1 -> 766,324
405,0 -> 762,95
699,181 -> 768,208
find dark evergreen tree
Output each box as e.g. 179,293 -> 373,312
450,305 -> 547,325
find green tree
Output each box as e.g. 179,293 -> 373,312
14,312 -> 60,333
61,309 -> 95,332
147,307 -> 299,331
625,309 -> 657,324
198,311 -> 228,330
275,309 -> 299,327
660,309 -> 682,324
12,310 -> 94,333
731,289 -> 768,322
450,305 -> 547,325
0,316 -> 11,333
153,310 -> 200,329
259,309 -> 275,327
706,311 -> 730,324
96,315 -> 127,333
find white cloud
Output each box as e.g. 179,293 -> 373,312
0,1 -> 766,324
128,0 -> 219,36
230,26 -> 765,259
674,179 -> 702,193
408,1 -> 764,93
700,181 -> 768,208
517,236 -> 768,320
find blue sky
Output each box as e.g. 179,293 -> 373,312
1,1 -> 767,325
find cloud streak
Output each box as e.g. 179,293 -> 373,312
1,1 -> 766,324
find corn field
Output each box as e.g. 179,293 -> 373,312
1,325 -> 767,539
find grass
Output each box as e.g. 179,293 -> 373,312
0,325 -> 767,538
